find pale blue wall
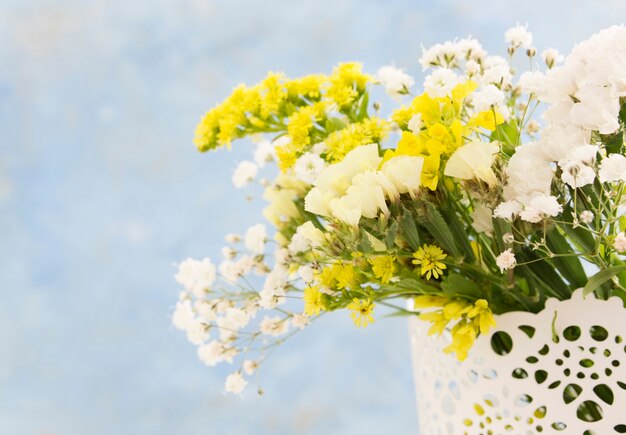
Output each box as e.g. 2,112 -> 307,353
1,1 -> 625,434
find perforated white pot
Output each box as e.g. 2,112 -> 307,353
408,290 -> 626,435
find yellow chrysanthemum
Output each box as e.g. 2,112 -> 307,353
369,255 -> 396,284
412,244 -> 447,279
347,298 -> 375,327
303,285 -> 324,316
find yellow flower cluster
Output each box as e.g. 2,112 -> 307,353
317,262 -> 360,290
414,296 -> 496,361
369,255 -> 396,284
304,285 -> 325,316
326,62 -> 372,109
347,298 -> 375,327
325,117 -> 390,162
387,81 -> 504,190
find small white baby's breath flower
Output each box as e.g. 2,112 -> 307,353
244,224 -> 267,255
175,258 -> 216,297
579,210 -> 594,224
259,315 -> 290,337
502,232 -> 515,245
253,140 -> 275,167
505,24 -> 533,49
243,360 -> 259,375
185,318 -> 210,345
172,300 -> 195,331
224,372 -> 247,395
614,232 -> 626,253
541,48 -> 563,68
225,233 -> 241,244
221,246 -> 236,259
298,265 -> 314,283
294,152 -> 326,185
232,161 -> 258,188
496,249 -> 517,273
197,341 -> 225,366
599,154 -> 626,183
291,313 -> 310,330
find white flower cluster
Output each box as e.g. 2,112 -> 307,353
497,25 -> 626,223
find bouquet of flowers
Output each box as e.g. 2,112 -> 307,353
172,25 -> 626,396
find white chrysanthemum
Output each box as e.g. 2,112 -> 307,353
599,154 -> 626,183
298,265 -> 314,283
519,194 -> 562,223
579,210 -> 594,224
244,224 -> 267,254
505,24 -> 533,49
253,140 -> 275,167
376,65 -> 415,96
408,114 -> 423,134
291,313 -> 310,330
493,201 -> 523,221
541,48 -> 564,68
197,341 -> 227,366
185,318 -> 209,345
172,299 -> 195,330
224,372 -> 247,395
175,258 -> 216,297
259,315 -> 290,337
496,249 -> 517,273
232,161 -> 258,188
294,152 -> 326,185
614,232 -> 626,253
423,68 -> 459,98
243,360 -> 259,376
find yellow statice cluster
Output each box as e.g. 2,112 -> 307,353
387,81 -> 504,189
414,296 -> 496,361
325,117 -> 391,162
369,255 -> 396,284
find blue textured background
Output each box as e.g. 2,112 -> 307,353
1,1 -> 625,434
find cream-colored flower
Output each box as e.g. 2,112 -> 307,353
329,194 -> 362,227
381,155 -> 424,198
304,187 -> 335,218
296,221 -> 326,247
444,141 -> 500,187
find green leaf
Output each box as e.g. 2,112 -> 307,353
600,131 -> 624,155
490,121 -> 518,152
583,265 -> 626,297
440,205 -> 475,262
379,277 -> 440,295
620,215 -> 626,232
441,273 -> 482,299
358,230 -> 373,253
364,230 -> 387,252
546,229 -> 588,288
401,207 -> 421,250
420,202 -> 461,257
356,92 -> 369,121
325,117 -> 347,133
385,220 -> 399,250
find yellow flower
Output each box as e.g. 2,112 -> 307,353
444,320 -> 476,361
285,74 -> 327,101
275,144 -> 297,172
303,285 -> 325,316
469,110 -> 505,131
325,117 -> 390,162
412,245 -> 447,280
259,72 -> 287,118
369,255 -> 396,284
347,298 -> 375,327
333,263 -> 356,289
327,62 -> 371,108
466,299 -> 496,334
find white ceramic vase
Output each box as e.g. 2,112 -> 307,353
409,290 -> 626,435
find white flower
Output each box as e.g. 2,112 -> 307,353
541,48 -> 563,68
288,232 -> 309,255
232,161 -> 258,188
224,307 -> 250,330
224,372 -> 247,395
295,221 -> 326,247
259,266 -> 288,309
502,233 -> 515,244
381,155 -> 424,198
444,141 -> 500,187
175,258 -> 216,297
579,210 -> 594,224
185,318 -> 209,345
599,154 -> 626,183
303,187 -> 334,218
243,360 -> 259,375
471,204 -> 494,236
219,259 -> 240,283
172,299 -> 195,330
346,179 -> 389,219
519,194 -> 563,223
505,24 -> 533,49
465,59 -> 481,76
456,37 -> 486,61
298,265 -> 314,283
198,341 -> 228,366
259,315 -> 290,337
471,84 -> 505,112
408,114 -> 423,134
294,152 -> 326,185
291,313 -> 310,330
569,86 -> 620,134
221,246 -> 236,259
376,65 -> 415,96
244,224 -> 267,254
195,300 -> 217,322
225,233 -> 241,244
496,249 -> 517,273
253,140 -> 275,167
518,71 -> 545,95
558,159 -> 596,188
614,232 -> 626,253
493,201 -> 522,221
423,68 -> 459,98
329,194 -> 362,227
